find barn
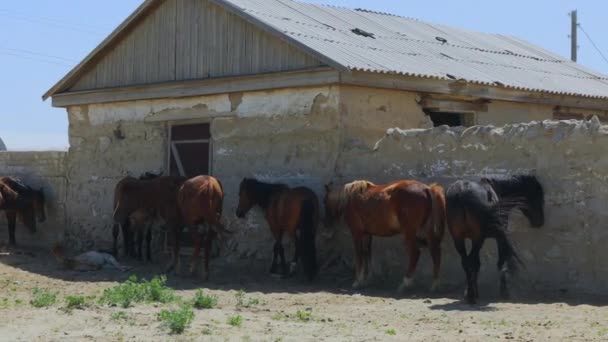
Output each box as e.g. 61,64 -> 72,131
36,0 -> 608,291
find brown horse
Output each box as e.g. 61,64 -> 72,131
177,175 -> 231,281
324,180 -> 446,292
446,175 -> 544,304
236,178 -> 319,280
112,175 -> 186,266
0,176 -> 46,246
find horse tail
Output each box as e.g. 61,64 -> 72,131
298,197 -> 318,281
425,184 -> 447,239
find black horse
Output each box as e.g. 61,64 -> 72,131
446,174 -> 544,304
0,176 -> 46,246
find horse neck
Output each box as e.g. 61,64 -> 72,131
488,178 -> 528,208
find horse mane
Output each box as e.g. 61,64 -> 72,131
330,180 -> 375,215
484,174 -> 543,202
242,178 -> 288,209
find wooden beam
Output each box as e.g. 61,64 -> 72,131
341,71 -> 608,111
52,68 -> 339,107
420,97 -> 489,113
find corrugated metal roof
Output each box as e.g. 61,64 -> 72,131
221,0 -> 608,99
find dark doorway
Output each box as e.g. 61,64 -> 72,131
428,112 -> 467,127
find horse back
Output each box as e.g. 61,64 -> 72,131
267,186 -> 318,235
178,175 -> 224,225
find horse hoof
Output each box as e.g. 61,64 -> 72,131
430,280 -> 440,293
352,281 -> 361,290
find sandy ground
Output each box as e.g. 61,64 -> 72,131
1,247 -> 608,342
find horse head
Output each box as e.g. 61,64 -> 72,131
323,182 -> 340,226
33,188 -> 46,223
236,178 -> 257,218
517,175 -> 544,228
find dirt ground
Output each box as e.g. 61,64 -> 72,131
1,247 -> 608,342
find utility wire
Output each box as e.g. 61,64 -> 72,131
0,51 -> 73,67
578,24 -> 608,66
0,9 -> 110,31
0,47 -> 77,63
0,13 -> 106,35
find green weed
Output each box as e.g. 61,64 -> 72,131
235,290 -> 260,308
30,288 -> 57,308
227,315 -> 243,327
192,289 -> 218,310
99,275 -> 175,308
158,305 -> 194,334
385,329 -> 397,335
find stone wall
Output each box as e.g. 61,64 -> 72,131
0,151 -> 67,247
49,84 -> 608,295
338,117 -> 608,294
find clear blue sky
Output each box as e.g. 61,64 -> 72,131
1,0 -> 607,150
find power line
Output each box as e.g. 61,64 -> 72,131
0,13 -> 106,35
0,51 -> 73,67
578,24 -> 608,66
0,9 -> 111,31
0,47 -> 77,63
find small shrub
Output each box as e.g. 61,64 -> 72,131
271,312 -> 288,321
202,328 -> 213,335
296,310 -> 312,322
235,290 -> 259,308
100,275 -> 175,308
158,305 -> 194,334
385,329 -> 397,336
30,288 -> 56,308
227,315 -> 243,327
192,289 -> 218,310
64,295 -> 88,310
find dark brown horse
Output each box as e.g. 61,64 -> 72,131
324,180 -> 446,292
236,178 -> 319,280
177,175 -> 231,281
446,175 -> 544,304
112,174 -> 186,265
0,176 -> 46,246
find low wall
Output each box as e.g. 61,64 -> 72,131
0,151 -> 67,247
335,117 -> 608,294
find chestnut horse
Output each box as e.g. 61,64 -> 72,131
112,174 -> 186,264
0,176 -> 46,246
236,178 -> 319,280
446,175 -> 544,304
177,175 -> 232,281
324,180 -> 446,292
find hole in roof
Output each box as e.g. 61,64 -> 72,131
352,28 -> 375,39
436,36 -> 448,44
446,74 -> 457,80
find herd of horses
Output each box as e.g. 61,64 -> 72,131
0,172 -> 544,305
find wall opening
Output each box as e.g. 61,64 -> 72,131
168,123 -> 211,177
427,111 -> 475,127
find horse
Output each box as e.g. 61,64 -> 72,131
445,174 -> 544,304
324,180 -> 446,292
177,175 -> 232,281
236,178 -> 319,280
112,174 -> 186,265
0,176 -> 46,246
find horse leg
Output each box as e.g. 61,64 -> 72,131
145,224 -> 152,263
164,225 -> 182,274
189,226 -> 203,277
361,234 -> 372,287
350,233 -> 365,289
429,238 -> 441,292
278,240 -> 289,277
121,220 -> 134,258
398,236 -> 420,294
112,223 -> 120,256
6,211 -> 17,246
468,239 -> 484,303
494,231 -> 512,300
270,240 -> 280,274
289,234 -> 300,276
453,238 -> 473,303
202,230 -> 215,282
136,225 -> 144,261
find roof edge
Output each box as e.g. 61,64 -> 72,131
42,0 -> 163,101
